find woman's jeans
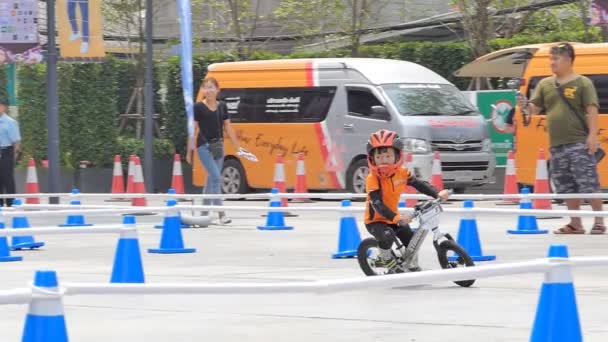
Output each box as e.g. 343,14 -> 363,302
197,144 -> 224,207
68,0 -> 89,42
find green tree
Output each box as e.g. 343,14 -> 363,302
103,0 -> 165,137
274,0 -> 390,56
192,0 -> 267,58
452,0 -> 493,58
0,65 -> 7,103
274,0 -> 345,48
16,64 -> 47,164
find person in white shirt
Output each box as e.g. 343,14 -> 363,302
0,99 -> 21,207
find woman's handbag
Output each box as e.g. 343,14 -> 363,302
207,102 -> 226,159
207,139 -> 224,159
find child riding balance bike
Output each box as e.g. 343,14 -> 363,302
358,129 -> 475,287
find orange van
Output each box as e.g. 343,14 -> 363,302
455,42 -> 608,190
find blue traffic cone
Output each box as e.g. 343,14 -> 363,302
257,188 -> 293,231
59,189 -> 93,227
0,221 -> 22,262
111,216 -> 145,283
148,204 -> 196,254
332,200 -> 361,258
530,244 -> 582,342
449,200 -> 495,262
11,199 -> 45,250
155,189 -> 189,229
508,188 -> 548,234
22,270 -> 69,342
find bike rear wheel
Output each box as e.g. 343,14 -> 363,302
357,237 -> 393,276
436,240 -> 475,287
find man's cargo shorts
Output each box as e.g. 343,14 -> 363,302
549,142 -> 600,194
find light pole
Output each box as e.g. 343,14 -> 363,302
144,0 -> 154,192
46,0 -> 60,204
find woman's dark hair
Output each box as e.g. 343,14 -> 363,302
202,77 -> 220,88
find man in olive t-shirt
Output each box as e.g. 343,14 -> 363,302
517,43 -> 605,235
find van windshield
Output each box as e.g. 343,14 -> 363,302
381,84 -> 478,116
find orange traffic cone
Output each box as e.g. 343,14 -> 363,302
171,154 -> 185,195
131,157 -> 147,207
273,154 -> 288,207
431,151 -> 444,191
533,149 -> 552,210
501,150 -> 519,204
404,152 -> 418,208
110,155 -> 125,194
25,158 -> 40,204
292,153 -> 312,203
263,154 -> 297,218
125,155 -> 136,194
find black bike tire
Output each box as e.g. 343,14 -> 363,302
357,237 -> 381,276
437,240 -> 476,287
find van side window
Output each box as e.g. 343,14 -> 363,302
222,93 -> 259,123
588,74 -> 608,114
526,77 -> 543,99
525,76 -> 545,115
220,87 -> 336,123
347,89 -> 386,120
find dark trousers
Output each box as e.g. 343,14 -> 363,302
0,147 -> 16,207
365,222 -> 414,250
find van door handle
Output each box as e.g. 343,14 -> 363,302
343,123 -> 354,129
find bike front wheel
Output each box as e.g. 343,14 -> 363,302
436,240 -> 475,287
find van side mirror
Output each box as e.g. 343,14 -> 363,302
507,78 -> 521,90
371,105 -> 389,119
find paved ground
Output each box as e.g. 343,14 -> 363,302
1,197 -> 607,342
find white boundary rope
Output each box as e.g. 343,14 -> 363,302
2,192 -> 608,201
0,208 -> 163,217
0,257 -> 606,303
6,204 -> 608,218
0,225 -> 127,237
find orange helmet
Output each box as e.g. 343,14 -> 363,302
366,129 -> 404,178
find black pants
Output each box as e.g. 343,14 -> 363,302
365,222 -> 414,250
0,147 -> 16,207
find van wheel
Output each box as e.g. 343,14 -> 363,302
222,159 -> 249,194
347,159 -> 369,194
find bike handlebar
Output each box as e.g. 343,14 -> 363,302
409,188 -> 453,219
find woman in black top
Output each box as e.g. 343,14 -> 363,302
187,77 -> 240,224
